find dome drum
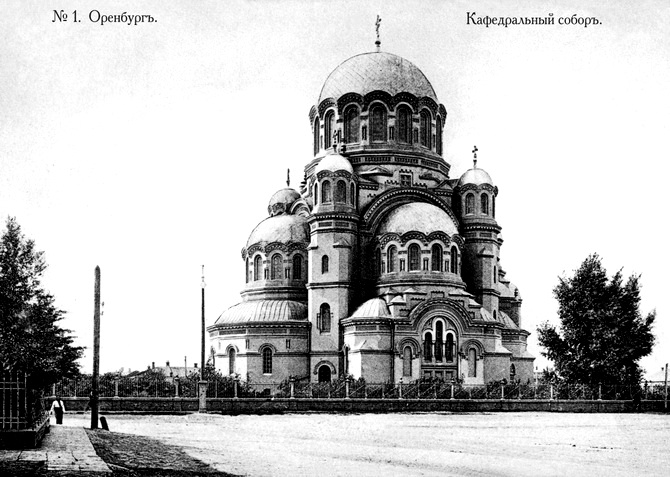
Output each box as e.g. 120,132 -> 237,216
311,51 -> 447,161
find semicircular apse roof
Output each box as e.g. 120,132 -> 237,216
377,202 -> 458,237
215,300 -> 308,325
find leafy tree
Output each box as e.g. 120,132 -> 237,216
537,254 -> 655,385
0,217 -> 83,389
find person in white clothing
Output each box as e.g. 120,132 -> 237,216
49,396 -> 65,424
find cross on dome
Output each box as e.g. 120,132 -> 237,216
375,15 -> 382,51
472,145 -> 478,168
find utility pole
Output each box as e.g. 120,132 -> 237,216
91,266 -> 101,429
664,363 -> 668,411
201,265 -> 205,381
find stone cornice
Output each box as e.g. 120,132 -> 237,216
242,242 -> 307,260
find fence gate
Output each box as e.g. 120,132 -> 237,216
1,368 -> 28,430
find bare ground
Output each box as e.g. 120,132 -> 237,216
66,412 -> 670,477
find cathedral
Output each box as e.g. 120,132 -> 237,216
208,40 -> 534,385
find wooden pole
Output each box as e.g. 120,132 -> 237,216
91,266 -> 101,429
201,265 -> 205,381
664,363 -> 668,411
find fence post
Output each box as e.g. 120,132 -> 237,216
598,384 -> 602,401
398,379 -> 403,400
52,384 -> 56,397
115,379 -> 119,398
233,377 -> 239,399
501,384 -> 505,400
197,380 -> 207,413
550,384 -> 554,400
174,380 -> 179,398
345,377 -> 350,399
290,377 -> 295,399
450,382 -> 454,400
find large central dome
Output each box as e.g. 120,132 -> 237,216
318,51 -> 438,104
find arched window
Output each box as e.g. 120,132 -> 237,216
375,248 -> 382,277
431,244 -> 443,271
350,183 -> 355,206
403,346 -> 413,377
321,255 -> 329,274
293,255 -> 302,280
344,106 -> 359,143
435,321 -> 444,362
318,365 -> 331,383
510,364 -> 516,380
387,245 -> 397,273
446,333 -> 454,362
253,255 -> 262,281
465,193 -> 475,215
492,195 -> 496,218
228,348 -> 236,375
420,110 -> 431,148
493,266 -> 497,283
468,348 -> 477,377
319,303 -> 331,332
335,180 -> 346,203
423,332 -> 433,361
481,193 -> 489,215
314,183 -> 318,205
262,348 -> 273,374
313,117 -> 320,155
436,116 -> 443,155
322,180 -> 331,203
450,246 -> 458,274
408,244 -> 420,271
371,105 -> 387,142
397,106 -> 412,143
324,111 -> 335,149
270,254 -> 282,280
493,310 -> 497,320
245,257 -> 249,283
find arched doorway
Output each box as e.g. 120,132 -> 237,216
318,365 -> 332,383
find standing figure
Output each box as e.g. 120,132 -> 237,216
50,396 -> 65,424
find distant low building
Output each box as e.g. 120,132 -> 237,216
130,361 -> 199,382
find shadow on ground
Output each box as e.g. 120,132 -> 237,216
0,460 -> 47,476
87,429 -> 239,476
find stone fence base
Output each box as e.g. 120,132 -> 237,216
54,396 -> 668,414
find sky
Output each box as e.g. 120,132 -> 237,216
1,0 -> 668,377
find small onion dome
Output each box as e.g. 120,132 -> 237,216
215,300 -> 307,325
377,202 -> 458,236
246,214 -> 309,249
350,298 -> 391,319
457,166 -> 493,187
268,187 -> 301,216
319,52 -> 438,105
315,151 -> 354,175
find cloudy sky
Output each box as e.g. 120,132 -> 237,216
1,0 -> 668,377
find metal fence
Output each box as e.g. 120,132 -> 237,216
50,376 -> 669,402
1,368 -> 46,430
52,375 -> 197,398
